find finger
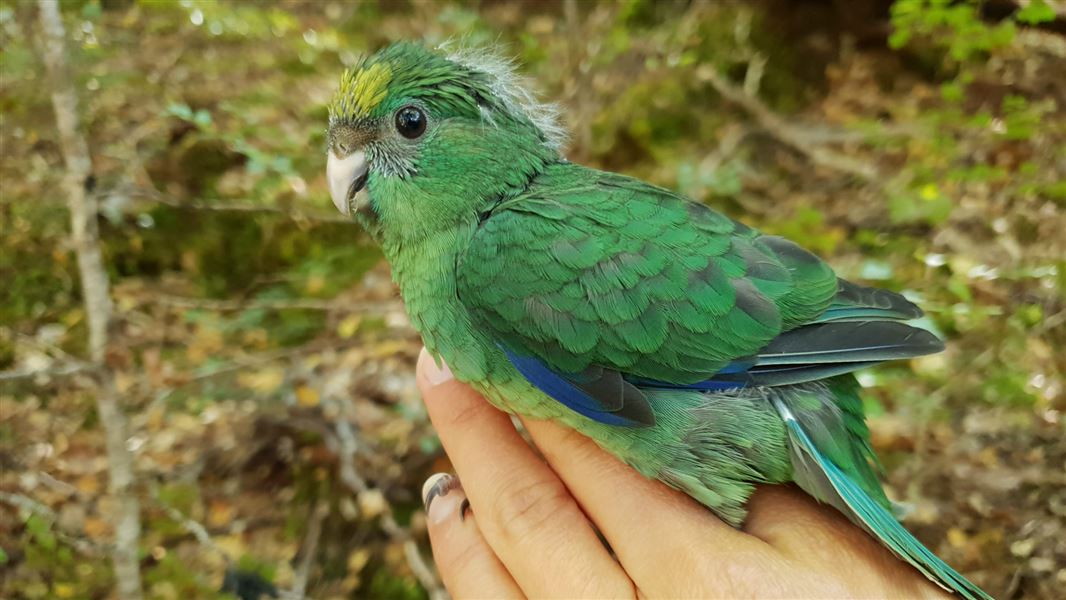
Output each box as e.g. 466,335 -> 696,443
743,484 -> 853,549
417,350 -> 635,599
520,416 -> 773,595
745,485 -> 946,597
745,484 -> 898,565
422,473 -> 524,600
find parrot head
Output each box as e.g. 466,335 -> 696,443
326,42 -> 565,242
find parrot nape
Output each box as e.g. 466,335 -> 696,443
325,42 -> 990,599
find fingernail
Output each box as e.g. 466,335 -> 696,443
418,347 -> 454,386
422,472 -> 461,518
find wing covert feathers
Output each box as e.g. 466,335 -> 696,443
458,166 -> 840,383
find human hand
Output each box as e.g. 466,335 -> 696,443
415,349 -> 948,599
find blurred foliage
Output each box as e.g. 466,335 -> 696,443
1,0 -> 1064,598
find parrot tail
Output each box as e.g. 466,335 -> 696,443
773,398 -> 994,600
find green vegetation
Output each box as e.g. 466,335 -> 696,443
1,1 -> 1062,598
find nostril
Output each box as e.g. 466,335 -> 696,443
347,171 -> 368,199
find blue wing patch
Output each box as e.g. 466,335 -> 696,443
500,320 -> 943,427
500,346 -> 655,427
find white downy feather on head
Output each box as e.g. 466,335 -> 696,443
440,41 -> 569,151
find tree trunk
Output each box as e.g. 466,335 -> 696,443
35,2 -> 143,597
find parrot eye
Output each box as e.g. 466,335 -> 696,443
395,106 -> 426,139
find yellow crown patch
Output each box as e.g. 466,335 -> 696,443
331,62 -> 393,121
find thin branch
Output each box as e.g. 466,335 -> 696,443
742,53 -> 766,98
0,490 -> 58,519
1035,308 -> 1066,334
36,2 -> 142,597
699,125 -> 752,176
0,361 -> 94,382
322,398 -> 446,600
182,339 -> 360,383
1,293 -> 401,383
128,188 -> 356,224
699,64 -> 881,182
0,491 -> 105,556
17,331 -> 84,363
0,334 -> 97,382
146,338 -> 366,413
287,501 -> 326,600
38,471 -> 82,497
151,489 -> 232,565
144,294 -> 401,314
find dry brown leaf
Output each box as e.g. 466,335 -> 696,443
83,516 -> 111,540
237,368 -> 285,394
207,499 -> 234,528
338,315 -> 362,339
75,474 -> 100,495
947,527 -> 969,549
358,489 -> 387,520
295,385 -> 320,408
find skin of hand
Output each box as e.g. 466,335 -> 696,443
415,349 -> 950,599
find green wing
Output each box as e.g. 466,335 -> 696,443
457,163 -> 840,383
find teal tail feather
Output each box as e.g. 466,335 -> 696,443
773,399 -> 994,600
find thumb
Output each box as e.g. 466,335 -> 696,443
416,347 -> 454,388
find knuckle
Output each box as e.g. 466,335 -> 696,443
533,420 -> 599,461
439,394 -> 494,432
491,475 -> 574,541
551,424 -> 599,459
441,533 -> 484,576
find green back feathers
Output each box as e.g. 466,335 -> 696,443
457,164 -> 840,382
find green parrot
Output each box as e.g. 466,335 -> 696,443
325,42 -> 990,599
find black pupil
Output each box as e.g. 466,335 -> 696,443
396,107 -> 425,139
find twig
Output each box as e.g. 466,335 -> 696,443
1035,308 -> 1066,334
287,501 -> 326,600
0,490 -> 58,519
151,489 -> 232,565
144,294 -> 401,314
711,5 -> 883,180
0,361 -> 94,382
0,491 -> 104,556
16,331 -> 84,362
699,125 -> 752,176
36,2 -> 143,597
742,53 -> 766,98
731,10 -> 766,98
383,507 -> 446,600
38,471 -> 82,497
698,64 -> 881,182
184,339 -> 360,383
322,398 -> 446,600
0,334 -> 97,382
146,338 -> 366,413
128,188 -> 356,225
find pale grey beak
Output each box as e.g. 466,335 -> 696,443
326,149 -> 369,216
